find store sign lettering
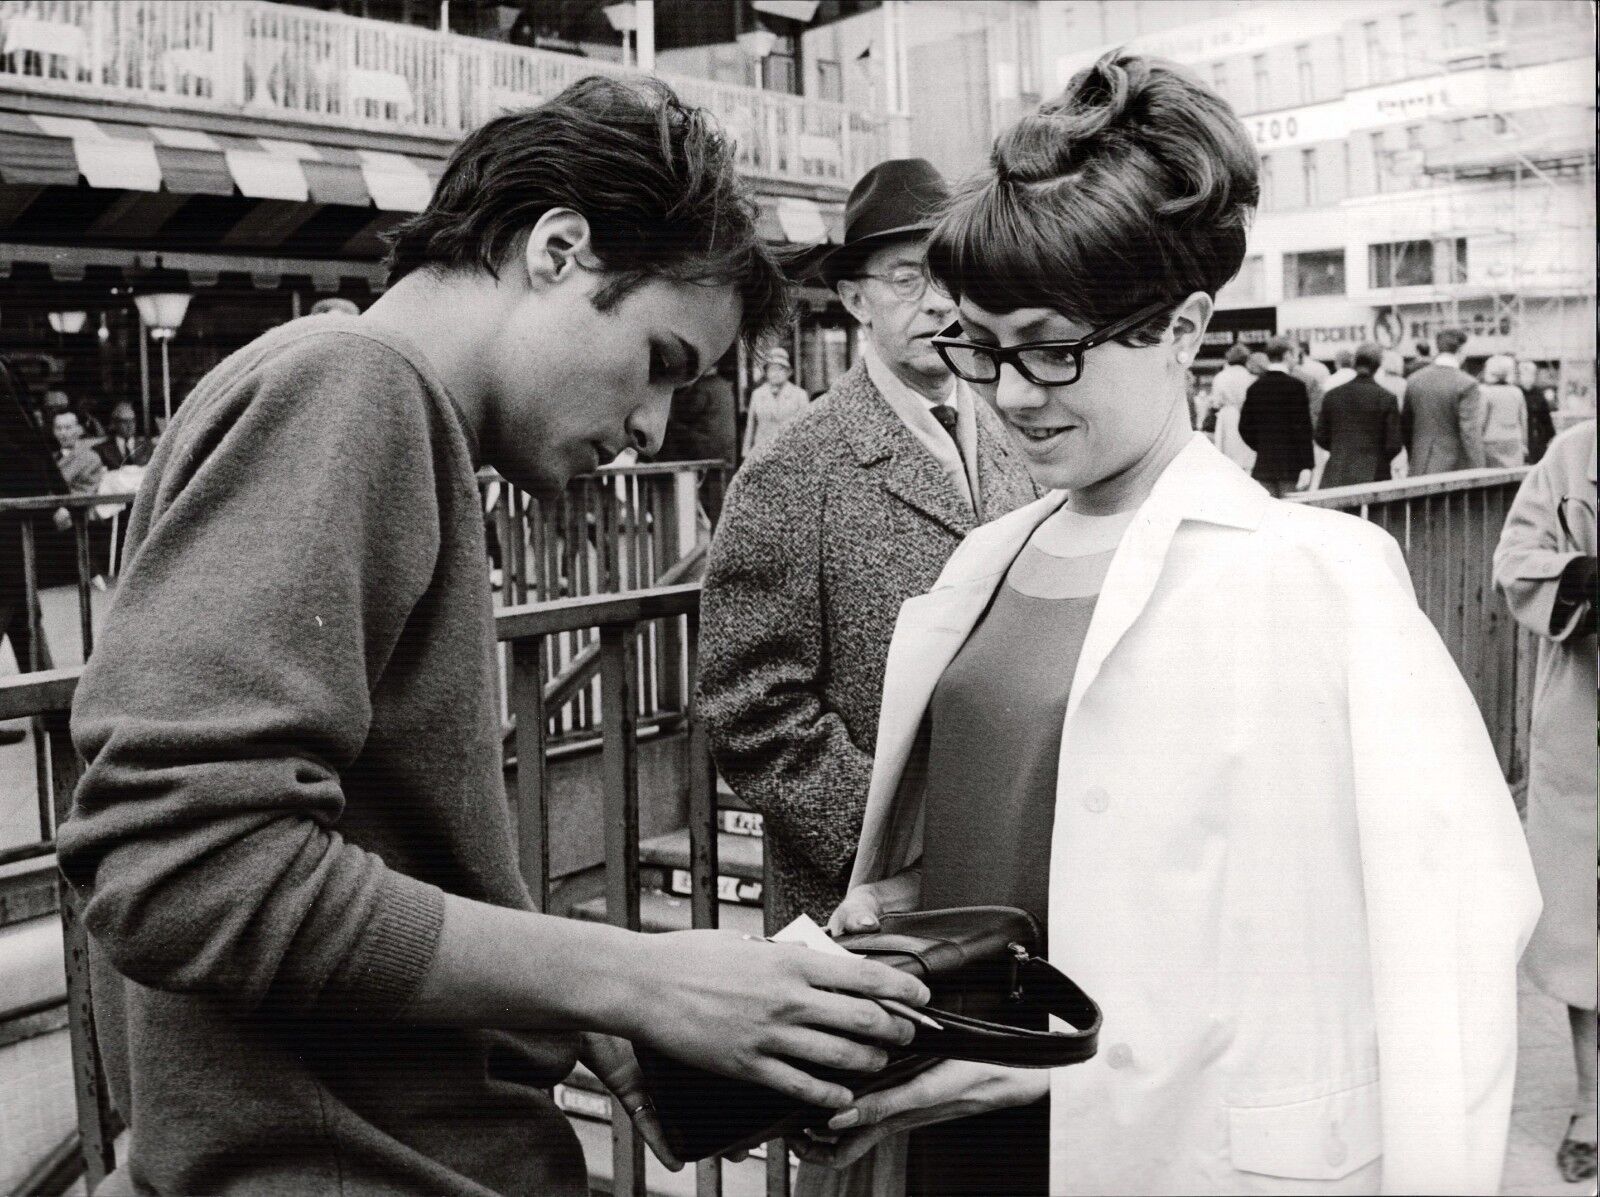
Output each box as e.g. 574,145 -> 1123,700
1252,115 -> 1298,146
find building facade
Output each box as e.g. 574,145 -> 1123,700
1043,0 -> 1596,417
0,0 -> 906,433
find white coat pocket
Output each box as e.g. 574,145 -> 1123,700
1227,1078 -> 1382,1181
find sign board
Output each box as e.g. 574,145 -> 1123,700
1279,299 -> 1405,357
1201,306 -> 1277,359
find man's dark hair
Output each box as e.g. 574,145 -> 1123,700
385,75 -> 789,348
1264,336 -> 1293,363
1435,328 -> 1467,354
1224,343 -> 1250,366
1353,343 -> 1383,374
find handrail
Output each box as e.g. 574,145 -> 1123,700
1292,466 -> 1531,508
0,492 -> 136,514
496,582 -> 701,643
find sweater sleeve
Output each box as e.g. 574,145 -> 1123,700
59,332 -> 448,1019
697,441 -> 873,884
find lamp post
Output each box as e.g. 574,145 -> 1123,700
133,291 -> 191,428
602,3 -> 636,67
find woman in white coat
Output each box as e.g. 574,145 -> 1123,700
797,52 -> 1540,1197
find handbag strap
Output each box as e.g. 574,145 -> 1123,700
912,957 -> 1101,1068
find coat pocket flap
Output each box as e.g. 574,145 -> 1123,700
1228,1079 -> 1381,1181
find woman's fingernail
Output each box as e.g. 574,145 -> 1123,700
829,1108 -> 861,1129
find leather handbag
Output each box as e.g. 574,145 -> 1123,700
633,906 -> 1101,1163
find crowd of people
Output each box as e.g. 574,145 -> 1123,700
1197,330 -> 1563,496
14,53 -> 1592,1197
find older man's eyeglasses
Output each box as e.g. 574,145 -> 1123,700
930,298 -> 1174,387
852,266 -> 946,303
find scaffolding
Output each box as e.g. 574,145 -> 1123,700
1414,4 -> 1596,416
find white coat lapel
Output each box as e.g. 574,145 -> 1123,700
1066,436 -> 1269,724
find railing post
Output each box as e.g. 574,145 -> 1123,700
599,622 -> 645,1197
49,720 -> 118,1189
72,510 -> 94,660
510,637 -> 551,911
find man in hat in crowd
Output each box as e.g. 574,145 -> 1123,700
698,158 -> 1038,932
741,346 -> 810,460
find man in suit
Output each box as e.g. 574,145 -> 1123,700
699,159 -> 1038,931
1238,336 -> 1314,498
95,401 -> 154,470
1314,342 -> 1404,488
1402,327 -> 1485,476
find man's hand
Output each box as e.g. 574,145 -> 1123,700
621,930 -> 928,1111
578,1033 -> 682,1172
791,1060 -> 1048,1169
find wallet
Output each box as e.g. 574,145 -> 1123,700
633,906 -> 1101,1163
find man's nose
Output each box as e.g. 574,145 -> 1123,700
628,391 -> 673,459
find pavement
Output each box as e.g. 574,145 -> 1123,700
5,581 -> 1596,1194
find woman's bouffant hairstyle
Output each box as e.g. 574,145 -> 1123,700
384,75 -> 790,348
927,51 -> 1259,346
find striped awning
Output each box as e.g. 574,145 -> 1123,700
0,113 -> 444,212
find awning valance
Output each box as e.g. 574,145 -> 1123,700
0,113 -> 445,212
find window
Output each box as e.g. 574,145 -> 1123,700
1370,132 -> 1387,194
1370,238 -> 1435,288
1405,123 -> 1424,151
1295,43 -> 1313,103
1363,21 -> 1384,81
1217,255 -> 1266,305
1301,148 -> 1319,205
1213,61 -> 1227,96
1398,12 -> 1421,76
1251,53 -> 1268,109
1285,249 -> 1346,298
1259,153 -> 1275,210
815,58 -> 841,102
761,32 -> 799,95
1441,237 -> 1468,284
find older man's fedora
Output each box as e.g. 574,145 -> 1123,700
800,158 -> 951,288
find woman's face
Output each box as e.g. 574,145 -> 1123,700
953,297 -> 1204,495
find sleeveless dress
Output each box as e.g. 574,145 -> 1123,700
909,505 -> 1135,1197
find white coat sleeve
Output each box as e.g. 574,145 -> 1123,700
1344,532 -> 1541,1195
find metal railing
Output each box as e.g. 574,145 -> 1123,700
0,0 -> 884,188
1294,465 -> 1537,785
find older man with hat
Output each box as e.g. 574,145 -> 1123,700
698,158 -> 1038,931
741,346 -> 810,459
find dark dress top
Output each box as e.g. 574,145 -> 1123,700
908,504 -> 1130,1197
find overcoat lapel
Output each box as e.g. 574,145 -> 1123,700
831,362 -> 976,538
972,400 -> 1034,520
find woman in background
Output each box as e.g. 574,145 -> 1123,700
800,51 -> 1540,1197
1479,354 -> 1529,467
1494,419 -> 1598,1183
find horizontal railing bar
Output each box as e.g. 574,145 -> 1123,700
0,669 -> 81,721
0,842 -> 55,868
1292,466 -> 1529,508
0,493 -> 136,514
496,583 -> 701,642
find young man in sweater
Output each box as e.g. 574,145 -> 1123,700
60,77 -> 929,1197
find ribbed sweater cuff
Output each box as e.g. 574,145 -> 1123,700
338,872 -> 446,1018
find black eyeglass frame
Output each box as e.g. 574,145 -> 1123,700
929,297 -> 1176,387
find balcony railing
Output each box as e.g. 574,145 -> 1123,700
0,0 -> 884,188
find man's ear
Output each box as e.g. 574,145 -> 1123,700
836,279 -> 872,329
1169,291 -> 1213,368
524,208 -> 594,288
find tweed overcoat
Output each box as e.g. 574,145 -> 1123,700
698,360 -> 1037,931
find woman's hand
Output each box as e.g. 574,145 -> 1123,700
825,869 -> 922,936
577,1033 -> 683,1171
791,1061 -> 1048,1170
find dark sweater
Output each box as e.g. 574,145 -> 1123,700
1314,375 -> 1404,488
59,317 -> 587,1196
1238,369 -> 1315,481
